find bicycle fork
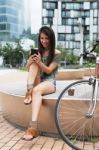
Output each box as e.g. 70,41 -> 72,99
86,78 -> 99,118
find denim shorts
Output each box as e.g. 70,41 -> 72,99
41,78 -> 56,88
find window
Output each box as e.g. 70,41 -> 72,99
66,19 -> 73,25
62,11 -> 70,17
42,17 -> 47,25
66,3 -> 73,10
62,3 -> 66,10
73,3 -> 81,10
0,24 -> 6,30
93,18 -> 98,25
42,17 -> 53,25
74,42 -> 80,49
62,19 -> 66,25
66,34 -> 74,41
91,2 -> 97,9
0,0 -> 21,8
93,33 -> 97,40
43,2 -> 57,9
71,11 -> 80,17
0,15 -> 18,24
84,11 -> 90,17
47,10 -> 54,17
58,33 -> 65,41
84,34 -> 89,40
74,26 -> 79,33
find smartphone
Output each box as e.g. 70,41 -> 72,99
30,48 -> 38,55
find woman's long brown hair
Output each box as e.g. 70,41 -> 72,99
38,26 -> 55,66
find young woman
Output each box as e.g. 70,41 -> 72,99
22,26 -> 61,141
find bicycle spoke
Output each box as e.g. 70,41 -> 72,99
55,80 -> 99,150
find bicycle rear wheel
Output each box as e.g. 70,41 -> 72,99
55,79 -> 99,150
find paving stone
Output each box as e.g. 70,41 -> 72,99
0,147 -> 11,150
0,137 -> 11,143
52,140 -> 64,150
11,143 -> 24,149
4,140 -> 17,147
0,143 -> 5,148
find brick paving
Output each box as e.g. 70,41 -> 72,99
0,69 -> 72,150
0,111 -> 72,150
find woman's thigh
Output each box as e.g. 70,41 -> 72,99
33,81 -> 56,95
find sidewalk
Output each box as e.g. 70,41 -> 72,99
0,111 -> 71,150
0,69 -> 71,150
0,69 -> 28,84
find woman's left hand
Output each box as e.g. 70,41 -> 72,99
32,52 -> 41,65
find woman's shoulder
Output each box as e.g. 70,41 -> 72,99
55,49 -> 61,55
53,49 -> 61,62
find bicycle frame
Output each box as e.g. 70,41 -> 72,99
86,51 -> 99,118
86,77 -> 98,118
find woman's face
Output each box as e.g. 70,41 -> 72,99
40,32 -> 49,49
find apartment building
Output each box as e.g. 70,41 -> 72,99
42,0 -> 99,55
0,0 -> 25,41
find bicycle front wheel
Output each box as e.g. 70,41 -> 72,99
55,79 -> 99,150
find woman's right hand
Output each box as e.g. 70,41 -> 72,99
26,55 -> 34,69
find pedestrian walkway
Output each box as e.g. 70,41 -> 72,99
0,69 -> 72,150
0,111 -> 72,150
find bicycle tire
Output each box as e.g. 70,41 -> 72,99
55,79 -> 99,150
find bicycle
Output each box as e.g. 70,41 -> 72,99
55,40 -> 99,150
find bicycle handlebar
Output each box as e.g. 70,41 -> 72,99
80,40 -> 99,59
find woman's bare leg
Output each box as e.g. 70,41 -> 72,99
27,63 -> 39,85
23,81 -> 56,140
24,63 -> 40,105
32,81 -> 56,121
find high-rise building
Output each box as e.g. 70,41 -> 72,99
42,0 -> 99,55
0,0 -> 26,41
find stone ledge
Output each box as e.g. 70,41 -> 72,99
0,81 -> 73,134
56,69 -> 84,80
0,80 -> 99,137
84,67 -> 95,76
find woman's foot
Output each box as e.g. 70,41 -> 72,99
24,89 -> 32,105
22,128 -> 39,141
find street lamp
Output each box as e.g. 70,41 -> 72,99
19,51 -> 26,67
77,18 -> 84,66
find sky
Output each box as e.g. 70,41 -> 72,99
28,0 -> 42,34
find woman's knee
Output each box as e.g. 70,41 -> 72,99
32,86 -> 42,95
28,63 -> 39,72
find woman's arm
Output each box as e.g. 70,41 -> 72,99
38,61 -> 58,74
28,49 -> 61,74
33,50 -> 61,74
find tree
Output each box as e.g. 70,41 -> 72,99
1,42 -> 28,67
57,44 -> 79,64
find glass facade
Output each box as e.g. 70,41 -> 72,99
0,0 -> 25,41
42,0 -> 99,53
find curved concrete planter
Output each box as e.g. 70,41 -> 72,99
0,92 -> 58,134
84,68 -> 95,76
0,81 -> 71,135
56,69 -> 84,80
0,79 -> 99,136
